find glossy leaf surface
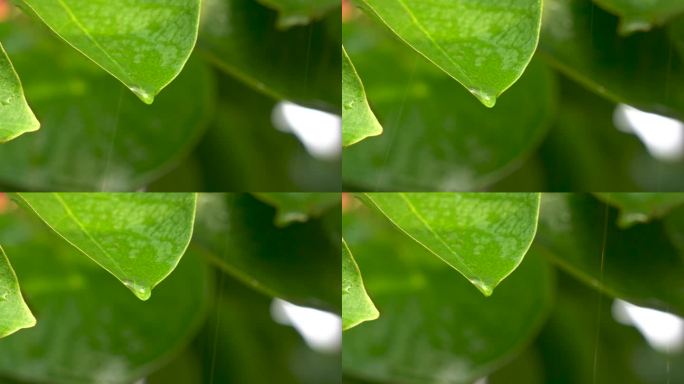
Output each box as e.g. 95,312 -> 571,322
342,206 -> 553,384
342,238 -> 378,330
0,20 -> 213,191
0,43 -> 38,143
15,193 -> 197,300
0,246 -> 35,338
342,45 -> 382,146
18,0 -> 201,103
536,193 -> 684,316
0,210 -> 209,384
363,193 -> 541,295
194,194 -> 340,312
357,0 -> 543,107
342,18 -> 555,191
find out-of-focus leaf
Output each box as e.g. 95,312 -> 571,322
0,246 -> 35,338
342,238 -> 378,330
194,194 -> 340,312
594,0 -> 684,34
342,46 -> 382,147
533,273 -> 684,384
0,210 -> 210,384
540,0 -> 684,120
14,193 -> 197,301
0,20 -> 213,191
532,78 -> 684,192
17,0 -> 201,104
595,192 -> 684,227
342,205 -> 553,384
356,0 -> 542,107
199,0 -> 340,111
254,193 -> 341,226
362,193 -> 541,295
257,0 -> 340,28
0,43 -> 38,143
343,18 -> 555,191
536,193 -> 684,316
190,273 -> 340,384
192,71 -> 340,192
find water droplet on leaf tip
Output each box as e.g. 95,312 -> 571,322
130,86 -> 155,105
123,280 -> 152,300
470,89 -> 496,108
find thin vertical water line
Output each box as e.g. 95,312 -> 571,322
100,87 -> 124,191
209,269 -> 226,384
592,203 -> 610,384
374,58 -> 417,191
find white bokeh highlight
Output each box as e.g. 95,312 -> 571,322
612,299 -> 684,353
271,298 -> 341,354
614,104 -> 684,162
273,102 -> 342,160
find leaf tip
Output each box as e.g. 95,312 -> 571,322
470,278 -> 495,297
469,88 -> 497,108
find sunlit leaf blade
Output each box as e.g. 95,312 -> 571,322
0,246 -> 35,338
17,0 -> 200,104
595,192 -> 684,227
342,238 -> 378,330
199,0 -> 340,111
194,194 -> 340,312
0,21 -> 213,191
363,193 -> 541,296
342,18 -> 555,191
257,0 -> 340,28
0,210 -> 209,383
253,193 -> 341,226
540,0 -> 684,120
342,46 -> 382,146
536,193 -> 684,317
0,43 -> 39,143
14,193 -> 197,301
342,206 -> 553,384
594,0 -> 684,34
356,0 -> 542,107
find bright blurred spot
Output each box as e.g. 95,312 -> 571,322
614,104 -> 684,162
271,298 -> 341,354
612,299 -> 684,353
273,101 -> 341,161
473,377 -> 488,384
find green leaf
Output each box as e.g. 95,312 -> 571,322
0,43 -> 39,143
362,193 -> 541,295
0,246 -> 35,338
199,0 -> 340,111
342,18 -> 555,191
257,0 -> 340,28
342,45 -> 382,146
342,238 -> 378,330
356,0 -> 543,107
18,0 -> 201,104
254,192 -> 341,226
342,205 -> 553,384
540,0 -> 684,120
194,194 -> 340,312
536,193 -> 684,316
0,210 -> 209,384
0,21 -> 213,191
595,192 -> 684,227
594,0 -> 684,34
14,193 -> 197,301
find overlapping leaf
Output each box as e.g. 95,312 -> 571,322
14,193 -> 197,300
596,192 -> 684,227
342,18 -> 555,191
257,0 -> 340,28
362,193 -> 541,295
594,0 -> 684,34
342,46 -> 382,146
0,246 -> 35,338
254,192 -> 341,226
342,238 -> 378,330
17,0 -> 201,103
0,43 -> 38,143
356,0 -> 543,107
